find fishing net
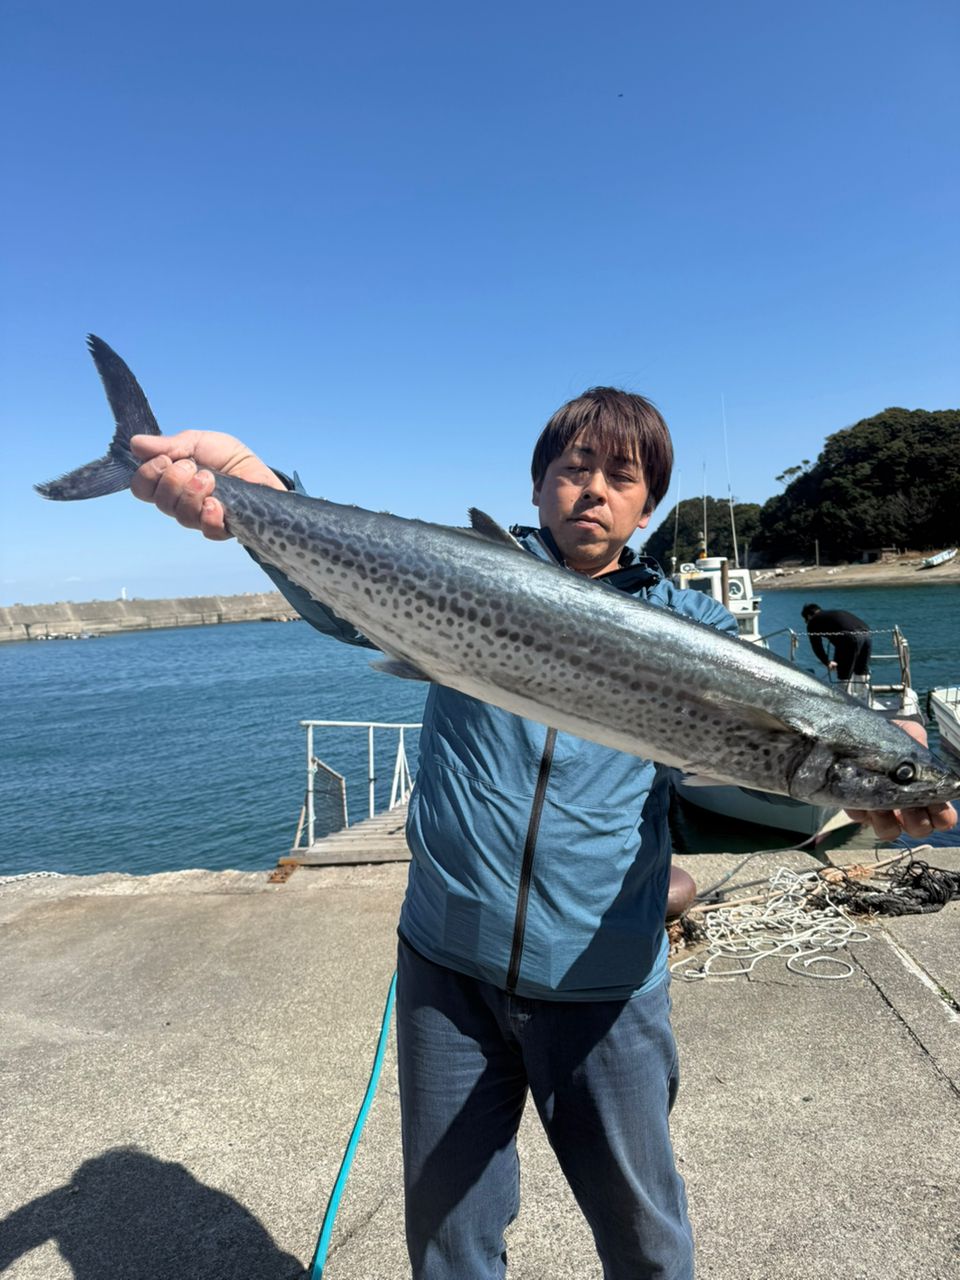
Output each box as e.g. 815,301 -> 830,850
816,858 -> 960,916
306,757 -> 349,839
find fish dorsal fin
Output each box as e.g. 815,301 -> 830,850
468,508 -> 525,551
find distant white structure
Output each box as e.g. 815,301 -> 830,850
120,587 -> 127,600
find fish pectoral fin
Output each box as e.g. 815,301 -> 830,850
741,706 -> 797,734
369,657 -> 433,682
467,509 -> 526,550
701,694 -> 798,737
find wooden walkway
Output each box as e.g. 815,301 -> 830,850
271,801 -> 412,879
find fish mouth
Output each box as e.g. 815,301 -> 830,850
917,752 -> 960,806
828,760 -> 960,812
936,774 -> 960,805
789,740 -> 960,811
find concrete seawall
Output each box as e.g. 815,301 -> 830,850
0,592 -> 300,643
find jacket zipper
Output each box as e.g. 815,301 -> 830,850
506,726 -> 557,993
501,528 -> 656,993
504,527 -> 561,994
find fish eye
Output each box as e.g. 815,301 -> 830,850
892,761 -> 917,785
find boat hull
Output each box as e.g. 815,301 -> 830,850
929,688 -> 960,760
918,548 -> 957,570
670,772 -> 853,837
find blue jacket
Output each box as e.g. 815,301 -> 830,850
259,524 -> 738,1001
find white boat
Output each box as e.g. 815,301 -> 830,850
918,548 -> 957,570
668,555 -> 921,837
672,557 -> 763,642
668,555 -> 841,835
928,687 -> 960,760
673,776 -> 851,837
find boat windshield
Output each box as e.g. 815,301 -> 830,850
683,575 -> 718,599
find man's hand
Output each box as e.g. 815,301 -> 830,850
844,719 -> 959,840
129,431 -> 286,541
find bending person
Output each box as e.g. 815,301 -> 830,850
801,602 -> 872,699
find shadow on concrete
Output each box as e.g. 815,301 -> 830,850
0,1147 -> 306,1279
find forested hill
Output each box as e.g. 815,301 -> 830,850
644,496 -> 761,567
644,407 -> 960,568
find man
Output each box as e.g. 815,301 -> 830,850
129,390 -> 955,1278
801,602 -> 872,699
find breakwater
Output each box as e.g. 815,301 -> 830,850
0,592 -> 299,643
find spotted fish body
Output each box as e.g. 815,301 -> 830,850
36,336 -> 960,814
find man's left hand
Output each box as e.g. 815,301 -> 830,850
844,720 -> 959,840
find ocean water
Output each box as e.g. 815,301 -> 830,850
0,621 -> 427,878
1,583 -> 957,878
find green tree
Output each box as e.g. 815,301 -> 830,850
755,408 -> 960,562
774,460 -> 811,486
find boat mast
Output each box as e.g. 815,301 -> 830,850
721,393 -> 740,568
671,469 -> 682,571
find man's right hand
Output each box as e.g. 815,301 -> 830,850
129,431 -> 286,540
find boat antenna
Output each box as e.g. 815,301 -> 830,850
721,393 -> 740,567
671,469 -> 682,569
701,462 -> 708,559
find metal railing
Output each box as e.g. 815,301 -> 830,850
757,625 -> 800,660
756,625 -> 917,716
871,626 -> 912,695
298,720 -> 422,848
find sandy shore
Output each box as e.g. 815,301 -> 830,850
754,551 -> 960,591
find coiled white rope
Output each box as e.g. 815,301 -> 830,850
671,867 -> 871,981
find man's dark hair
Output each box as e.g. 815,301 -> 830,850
801,603 -> 821,621
530,387 -> 674,515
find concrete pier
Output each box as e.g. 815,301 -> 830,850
1,849 -> 958,1279
0,593 -> 300,643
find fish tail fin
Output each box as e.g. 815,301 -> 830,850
35,335 -> 161,501
35,453 -> 137,500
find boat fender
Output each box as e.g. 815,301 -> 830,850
667,865 -> 697,920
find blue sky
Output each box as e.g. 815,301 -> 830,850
2,0 -> 957,604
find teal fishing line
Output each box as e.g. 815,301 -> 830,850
309,969 -> 398,1279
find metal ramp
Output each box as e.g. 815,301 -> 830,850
269,719 -> 420,880
274,800 -> 412,873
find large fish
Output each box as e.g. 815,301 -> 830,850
37,336 -> 960,812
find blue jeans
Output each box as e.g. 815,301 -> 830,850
396,938 -> 694,1279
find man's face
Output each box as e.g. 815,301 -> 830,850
533,432 -> 652,577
